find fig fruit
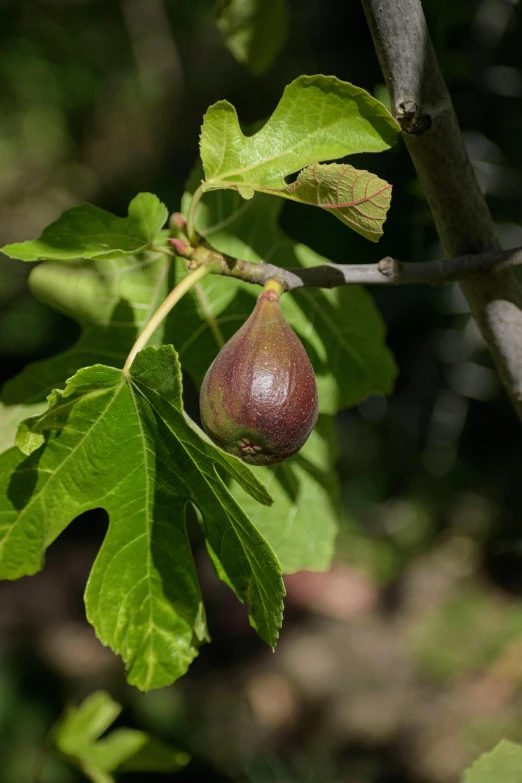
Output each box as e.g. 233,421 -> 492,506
200,287 -> 318,465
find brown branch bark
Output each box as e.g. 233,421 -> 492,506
361,0 -> 522,417
170,239 -> 522,291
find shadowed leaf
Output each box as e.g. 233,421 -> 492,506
55,690 -> 189,782
229,415 -> 339,573
266,162 -> 392,241
216,0 -> 289,75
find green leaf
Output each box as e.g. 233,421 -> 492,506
229,415 -> 339,573
1,193 -> 168,262
200,74 -> 399,230
266,162 -> 392,241
463,740 -> 522,783
54,690 -> 189,783
0,346 -> 283,690
55,692 -> 122,753
0,248 -> 171,452
172,167 -> 398,414
216,0 -> 289,75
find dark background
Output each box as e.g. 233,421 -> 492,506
1,0 -> 522,781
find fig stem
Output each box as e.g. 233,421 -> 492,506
186,184 -> 204,246
263,277 -> 285,297
123,264 -> 210,373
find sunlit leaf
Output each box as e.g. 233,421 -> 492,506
2,193 -> 168,262
0,346 -> 282,689
200,74 -> 398,232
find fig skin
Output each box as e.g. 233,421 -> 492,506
200,288 -> 318,465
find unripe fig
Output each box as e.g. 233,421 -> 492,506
200,287 -> 318,465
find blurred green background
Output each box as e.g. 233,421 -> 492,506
1,0 -> 522,781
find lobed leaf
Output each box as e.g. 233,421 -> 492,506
200,74 -> 398,232
54,690 -> 189,783
2,193 -> 168,262
0,346 -> 282,690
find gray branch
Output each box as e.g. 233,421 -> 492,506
171,239 -> 522,291
361,0 -> 522,415
273,247 -> 522,290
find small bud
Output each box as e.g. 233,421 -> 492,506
169,237 -> 189,256
170,212 -> 187,232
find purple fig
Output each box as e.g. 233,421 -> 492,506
200,287 -> 318,465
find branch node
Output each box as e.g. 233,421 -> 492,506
397,100 -> 432,136
378,256 -> 402,283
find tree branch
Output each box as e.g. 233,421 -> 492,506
169,238 -> 522,291
361,0 -> 522,416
